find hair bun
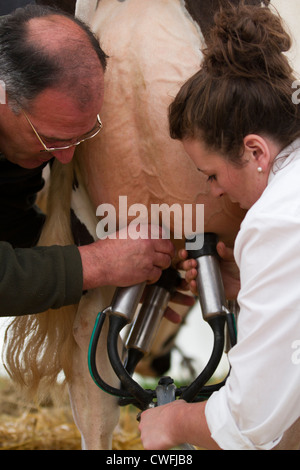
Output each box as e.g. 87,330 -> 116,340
204,4 -> 292,79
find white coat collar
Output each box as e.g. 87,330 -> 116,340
268,138 -> 300,184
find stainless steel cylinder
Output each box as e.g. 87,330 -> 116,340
195,255 -> 226,320
110,282 -> 146,323
126,285 -> 171,354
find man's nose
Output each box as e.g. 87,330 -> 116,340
51,147 -> 76,164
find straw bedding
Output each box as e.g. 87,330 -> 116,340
0,377 -> 143,450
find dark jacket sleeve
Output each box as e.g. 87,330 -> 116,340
0,242 -> 83,316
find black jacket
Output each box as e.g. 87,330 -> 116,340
0,155 -> 83,316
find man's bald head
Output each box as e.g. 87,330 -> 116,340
0,5 -> 108,112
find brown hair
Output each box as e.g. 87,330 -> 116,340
169,3 -> 300,165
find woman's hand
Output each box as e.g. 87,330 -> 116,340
139,400 -> 188,450
177,241 -> 240,300
138,399 -> 220,450
176,250 -> 198,296
216,241 -> 240,300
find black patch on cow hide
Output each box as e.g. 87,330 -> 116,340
184,0 -> 269,41
35,0 -> 76,14
70,208 -> 94,247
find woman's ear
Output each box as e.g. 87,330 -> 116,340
243,134 -> 271,171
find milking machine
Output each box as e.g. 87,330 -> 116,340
88,233 -> 238,446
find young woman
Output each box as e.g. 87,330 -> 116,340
139,3 -> 300,450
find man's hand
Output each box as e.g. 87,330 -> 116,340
79,224 -> 175,290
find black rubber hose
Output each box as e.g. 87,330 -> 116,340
180,316 -> 226,403
125,348 -> 145,377
107,315 -> 154,409
88,310 -> 133,398
226,312 -> 237,347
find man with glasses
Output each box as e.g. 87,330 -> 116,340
0,5 -> 175,317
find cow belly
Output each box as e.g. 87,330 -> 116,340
76,0 -> 245,252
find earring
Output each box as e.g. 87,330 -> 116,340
257,167 -> 263,173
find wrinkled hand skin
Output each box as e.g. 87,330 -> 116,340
79,224 -> 176,290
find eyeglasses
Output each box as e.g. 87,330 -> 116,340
22,110 -> 103,152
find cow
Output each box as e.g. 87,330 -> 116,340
3,0 -> 300,450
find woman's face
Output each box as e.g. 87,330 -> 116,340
183,136 -> 276,210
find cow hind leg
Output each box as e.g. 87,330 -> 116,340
68,287 -> 121,450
